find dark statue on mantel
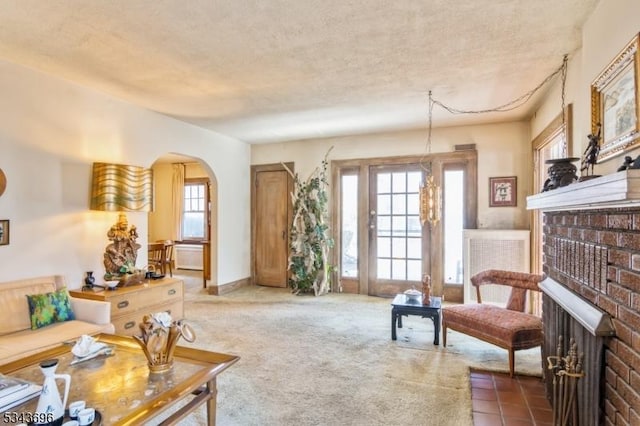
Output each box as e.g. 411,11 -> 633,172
617,155 -> 640,172
617,156 -> 634,171
579,124 -> 601,181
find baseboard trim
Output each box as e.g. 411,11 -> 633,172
208,277 -> 251,295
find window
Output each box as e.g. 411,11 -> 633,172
182,180 -> 208,240
443,169 -> 464,284
341,173 -> 358,277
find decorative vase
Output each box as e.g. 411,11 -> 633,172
84,271 -> 95,287
35,359 -> 70,426
542,158 -> 580,192
133,313 -> 196,373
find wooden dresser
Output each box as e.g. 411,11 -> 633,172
70,277 -> 184,336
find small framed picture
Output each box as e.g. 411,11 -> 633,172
489,177 -> 517,207
0,220 -> 8,246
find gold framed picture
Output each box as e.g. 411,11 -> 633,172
489,176 -> 516,207
591,33 -> 640,162
0,220 -> 9,246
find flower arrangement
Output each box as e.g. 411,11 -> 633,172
133,312 -> 195,373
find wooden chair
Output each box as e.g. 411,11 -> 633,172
442,269 -> 545,377
148,242 -> 165,275
161,240 -> 174,277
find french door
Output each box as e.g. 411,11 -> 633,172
332,150 -> 477,299
368,165 -> 428,296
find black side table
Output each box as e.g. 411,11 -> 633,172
391,294 -> 442,345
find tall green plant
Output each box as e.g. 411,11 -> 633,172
285,148 -> 334,295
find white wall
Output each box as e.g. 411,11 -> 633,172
252,121 -> 532,229
0,59 -> 250,287
531,0 -> 640,175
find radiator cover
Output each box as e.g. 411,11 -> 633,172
463,229 -> 530,304
175,244 -> 204,270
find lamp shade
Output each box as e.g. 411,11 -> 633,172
90,162 -> 153,212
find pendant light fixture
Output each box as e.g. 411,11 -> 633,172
419,91 -> 442,226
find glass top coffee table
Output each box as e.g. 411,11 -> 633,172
391,294 -> 442,345
0,333 -> 239,425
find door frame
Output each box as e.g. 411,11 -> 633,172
250,163 -> 294,286
331,150 -> 477,297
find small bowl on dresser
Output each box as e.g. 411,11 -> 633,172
104,280 -> 119,290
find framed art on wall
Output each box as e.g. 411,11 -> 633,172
489,177 -> 516,207
591,33 -> 640,162
0,220 -> 9,246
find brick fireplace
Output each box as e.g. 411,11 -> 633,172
528,170 -> 640,425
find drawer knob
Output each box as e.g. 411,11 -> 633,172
117,300 -> 130,309
168,289 -> 176,296
124,321 -> 136,329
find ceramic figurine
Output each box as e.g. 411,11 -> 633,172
422,274 -> 432,305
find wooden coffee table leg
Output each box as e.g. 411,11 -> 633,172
207,378 -> 218,426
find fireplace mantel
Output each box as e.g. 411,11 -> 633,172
526,169 -> 640,211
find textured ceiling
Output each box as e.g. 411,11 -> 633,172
0,0 -> 599,144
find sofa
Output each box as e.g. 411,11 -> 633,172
0,275 -> 114,365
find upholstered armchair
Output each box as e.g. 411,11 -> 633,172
442,269 -> 545,377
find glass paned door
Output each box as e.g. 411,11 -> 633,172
369,165 -> 426,296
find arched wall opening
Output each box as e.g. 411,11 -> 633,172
148,153 -> 218,290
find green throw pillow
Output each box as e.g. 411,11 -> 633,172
26,287 -> 76,329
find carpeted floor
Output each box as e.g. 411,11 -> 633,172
171,271 -> 542,426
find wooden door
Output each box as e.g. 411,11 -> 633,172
254,170 -> 290,287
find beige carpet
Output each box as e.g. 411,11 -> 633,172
168,271 -> 542,426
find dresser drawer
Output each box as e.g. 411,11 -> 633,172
112,300 -> 184,336
112,311 -> 143,336
108,292 -> 143,317
146,281 -> 183,306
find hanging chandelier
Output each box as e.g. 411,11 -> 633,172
419,91 -> 442,226
420,171 -> 441,225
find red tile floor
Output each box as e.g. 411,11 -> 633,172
470,369 -> 554,426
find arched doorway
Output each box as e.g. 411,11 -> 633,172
149,153 -> 218,292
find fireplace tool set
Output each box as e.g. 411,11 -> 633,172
547,336 -> 585,426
